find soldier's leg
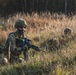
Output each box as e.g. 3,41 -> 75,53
23,48 -> 28,61
10,54 -> 20,64
10,55 -> 25,64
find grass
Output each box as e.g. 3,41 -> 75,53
0,13 -> 76,75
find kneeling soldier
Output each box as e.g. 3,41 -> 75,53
2,19 -> 41,64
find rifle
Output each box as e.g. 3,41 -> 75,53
16,38 -> 45,53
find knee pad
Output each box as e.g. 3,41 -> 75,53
2,58 -> 8,65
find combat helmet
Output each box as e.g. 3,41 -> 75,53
14,19 -> 27,28
64,27 -> 71,35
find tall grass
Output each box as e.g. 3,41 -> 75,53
0,13 -> 76,75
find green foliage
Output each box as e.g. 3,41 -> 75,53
0,62 -> 50,75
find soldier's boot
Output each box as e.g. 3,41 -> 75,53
18,58 -> 25,63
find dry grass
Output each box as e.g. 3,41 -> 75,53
0,13 -> 76,75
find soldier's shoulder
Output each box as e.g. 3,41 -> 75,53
8,32 -> 16,39
8,32 -> 16,36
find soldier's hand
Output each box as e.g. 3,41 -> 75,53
21,46 -> 30,51
14,47 -> 22,51
21,47 -> 25,50
35,47 -> 40,51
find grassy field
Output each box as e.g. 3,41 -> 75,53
0,13 -> 76,75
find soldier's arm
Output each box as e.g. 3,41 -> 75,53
24,38 -> 40,51
4,34 -> 22,52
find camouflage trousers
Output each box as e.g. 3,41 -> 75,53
10,50 -> 28,64
10,55 -> 25,64
0,54 -> 26,65
0,57 -> 25,65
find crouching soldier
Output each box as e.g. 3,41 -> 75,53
47,27 -> 72,51
59,27 -> 73,46
1,19 -> 40,64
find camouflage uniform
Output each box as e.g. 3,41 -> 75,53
59,27 -> 73,46
2,19 -> 28,64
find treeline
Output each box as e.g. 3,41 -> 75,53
0,0 -> 76,17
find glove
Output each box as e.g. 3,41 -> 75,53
35,47 -> 40,51
14,47 -> 22,51
21,46 -> 30,51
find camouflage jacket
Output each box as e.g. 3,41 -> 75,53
2,31 -> 27,59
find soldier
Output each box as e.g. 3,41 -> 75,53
59,27 -> 73,47
47,27 -> 72,51
1,19 -> 29,64
64,27 -> 72,35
